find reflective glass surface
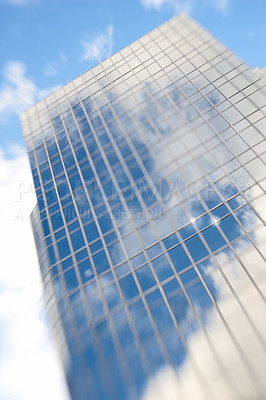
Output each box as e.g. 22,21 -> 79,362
22,13 -> 266,400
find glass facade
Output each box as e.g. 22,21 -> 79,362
21,13 -> 266,400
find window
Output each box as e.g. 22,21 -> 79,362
119,274 -> 139,300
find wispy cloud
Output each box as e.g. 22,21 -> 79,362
0,61 -> 60,124
2,0 -> 35,5
60,52 -> 68,63
0,62 -> 36,121
141,0 -> 193,13
140,0 -> 230,14
44,62 -> 59,77
215,0 -> 229,12
141,0 -> 167,9
81,24 -> 114,63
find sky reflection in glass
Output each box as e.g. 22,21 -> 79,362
23,13 -> 266,400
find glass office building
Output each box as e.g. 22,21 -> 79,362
21,13 -> 266,400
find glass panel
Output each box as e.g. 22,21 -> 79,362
118,273 -> 139,302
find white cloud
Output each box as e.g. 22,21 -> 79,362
2,0 -> 35,5
141,0 -> 193,12
0,146 -> 70,400
140,0 -> 230,13
0,62 -> 36,122
0,61 -> 60,124
81,25 -> 114,62
60,53 -> 68,63
142,281 -> 266,399
215,0 -> 229,12
141,195 -> 266,399
141,0 -> 167,9
44,62 -> 60,77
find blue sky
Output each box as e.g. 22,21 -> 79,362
0,0 -> 266,150
0,1 -> 266,399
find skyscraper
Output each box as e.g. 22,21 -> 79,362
21,13 -> 266,400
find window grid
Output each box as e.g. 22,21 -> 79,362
21,13 -> 266,400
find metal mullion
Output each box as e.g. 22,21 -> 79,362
123,87 -> 266,390
41,127 -> 96,318
192,78 -> 265,173
67,88 -> 154,386
61,106 -> 137,396
78,96 -> 138,229
28,115 -> 105,388
50,92 -> 131,391
186,183 -> 266,343
165,24 -> 266,152
129,212 -> 215,397
106,105 -> 165,211
222,201 -> 266,273
110,291 -> 154,380
108,274 -> 155,378
148,202 -> 254,264
154,221 -> 239,393
165,26 -> 231,81
242,83 -> 266,109
116,71 -> 190,214
175,213 -> 265,395
124,257 -> 174,368
84,80 -> 183,371
81,104 -> 179,373
187,220 -> 266,392
135,64 -> 219,183
84,183 -> 158,385
21,12 -> 266,398
103,72 -> 239,391
204,224 -> 266,348
87,96 -> 158,229
185,169 -> 266,299
162,73 -> 266,232
203,159 -> 266,260
30,122 -> 67,281
201,184 -> 266,282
